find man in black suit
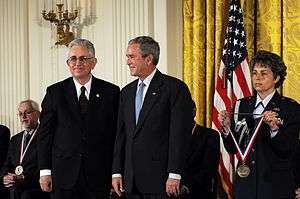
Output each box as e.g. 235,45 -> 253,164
112,36 -> 194,199
0,100 -> 50,199
180,104 -> 220,199
0,125 -> 10,170
37,38 -> 120,199
0,125 -> 10,198
218,50 -> 300,199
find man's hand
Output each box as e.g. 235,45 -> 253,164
166,178 -> 180,197
112,177 -> 124,197
39,175 -> 52,192
3,173 -> 16,187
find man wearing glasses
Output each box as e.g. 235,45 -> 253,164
37,39 -> 120,199
0,100 -> 50,199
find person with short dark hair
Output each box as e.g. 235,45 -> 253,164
218,50 -> 300,199
0,100 -> 50,199
37,38 -> 120,199
112,36 -> 194,199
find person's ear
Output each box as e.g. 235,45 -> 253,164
145,54 -> 153,65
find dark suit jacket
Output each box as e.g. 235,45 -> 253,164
112,70 -> 194,194
37,76 -> 120,192
181,124 -> 220,199
0,131 -> 41,191
222,92 -> 300,199
0,125 -> 10,170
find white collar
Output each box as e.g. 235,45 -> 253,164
137,68 -> 157,87
255,90 -> 276,108
73,76 -> 92,99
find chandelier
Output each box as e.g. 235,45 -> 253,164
42,3 -> 78,46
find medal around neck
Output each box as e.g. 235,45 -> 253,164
223,117 -> 264,178
15,165 -> 24,176
237,164 -> 250,178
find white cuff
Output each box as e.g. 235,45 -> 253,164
40,169 -> 51,177
112,173 -> 122,178
169,173 -> 181,180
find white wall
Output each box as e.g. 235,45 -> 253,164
0,0 -> 182,134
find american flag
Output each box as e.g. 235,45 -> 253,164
212,0 -> 252,198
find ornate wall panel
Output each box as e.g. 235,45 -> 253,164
0,0 -> 182,134
0,0 -> 29,133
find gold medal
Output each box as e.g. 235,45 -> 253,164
237,164 -> 250,178
15,165 -> 24,176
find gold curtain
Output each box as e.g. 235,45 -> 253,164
183,0 -> 300,127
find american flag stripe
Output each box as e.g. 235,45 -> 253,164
212,0 -> 252,198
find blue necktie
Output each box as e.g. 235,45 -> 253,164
135,82 -> 145,124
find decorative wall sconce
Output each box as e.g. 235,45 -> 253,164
42,3 -> 78,46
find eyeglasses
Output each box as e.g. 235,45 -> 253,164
67,56 -> 94,65
18,110 -> 36,117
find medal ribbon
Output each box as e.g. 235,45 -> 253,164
223,117 -> 264,163
19,125 -> 38,164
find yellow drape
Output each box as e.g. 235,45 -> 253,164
183,0 -> 300,127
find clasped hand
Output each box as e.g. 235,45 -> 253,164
3,172 -> 24,187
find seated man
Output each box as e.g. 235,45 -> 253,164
0,100 -> 50,199
181,103 -> 220,199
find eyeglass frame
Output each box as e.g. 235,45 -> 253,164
18,110 -> 37,117
66,56 -> 95,65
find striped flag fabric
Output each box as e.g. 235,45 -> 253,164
211,0 -> 252,198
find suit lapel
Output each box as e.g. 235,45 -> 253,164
128,81 -> 138,132
134,71 -> 163,135
64,78 -> 82,125
22,132 -> 37,163
86,77 -> 104,120
15,133 -> 23,163
264,91 -> 281,112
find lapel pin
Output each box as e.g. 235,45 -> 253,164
96,93 -> 100,98
152,92 -> 157,95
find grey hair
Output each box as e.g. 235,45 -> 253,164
128,36 -> 160,65
19,99 -> 40,112
68,38 -> 95,57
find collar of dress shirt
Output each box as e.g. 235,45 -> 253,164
255,90 -> 276,109
24,123 -> 39,136
137,68 -> 157,100
73,76 -> 92,100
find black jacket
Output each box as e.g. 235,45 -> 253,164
37,76 -> 120,192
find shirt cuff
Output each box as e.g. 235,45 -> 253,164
40,169 -> 51,177
112,173 -> 122,178
169,173 -> 181,180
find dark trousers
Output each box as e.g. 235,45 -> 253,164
125,179 -> 171,199
53,164 -> 109,199
8,185 -> 50,199
125,193 -> 171,199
